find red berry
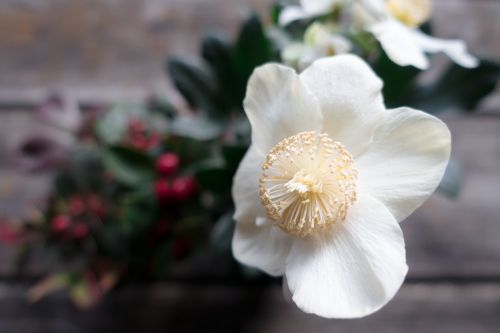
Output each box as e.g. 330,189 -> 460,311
51,215 -> 71,232
69,196 -> 86,216
154,179 -> 175,203
72,223 -> 89,239
171,176 -> 197,201
156,153 -> 180,177
88,195 -> 106,218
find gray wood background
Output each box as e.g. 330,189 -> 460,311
0,0 -> 499,332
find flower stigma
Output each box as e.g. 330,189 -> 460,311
259,132 -> 357,238
386,0 -> 432,27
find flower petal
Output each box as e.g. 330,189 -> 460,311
300,55 -> 385,156
279,6 -> 311,26
285,194 -> 407,318
356,107 -> 451,222
301,0 -> 337,15
410,29 -> 479,68
369,19 -> 429,69
279,0 -> 338,25
232,145 -> 292,276
244,64 -> 322,155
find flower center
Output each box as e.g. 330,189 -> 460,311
259,132 -> 357,238
386,0 -> 431,27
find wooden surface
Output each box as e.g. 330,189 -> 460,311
0,0 -> 499,332
0,0 -> 498,105
1,282 -> 500,333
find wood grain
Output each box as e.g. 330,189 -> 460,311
0,282 -> 499,333
0,0 -> 498,104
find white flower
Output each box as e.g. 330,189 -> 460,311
231,55 -> 451,318
357,0 -> 478,69
279,0 -> 348,26
279,0 -> 478,70
282,23 -> 352,71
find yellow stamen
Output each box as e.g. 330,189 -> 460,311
259,132 -> 357,238
386,0 -> 432,27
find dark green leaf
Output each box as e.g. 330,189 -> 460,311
270,3 -> 284,26
148,96 -> 177,119
167,58 -> 219,116
103,146 -> 155,187
409,59 -> 500,114
195,167 -> 233,194
437,158 -> 461,199
372,50 -> 421,107
210,211 -> 234,254
170,116 -> 223,141
233,15 -> 274,86
222,144 -> 247,172
201,35 -> 241,111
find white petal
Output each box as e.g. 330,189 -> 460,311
356,107 -> 451,222
279,0 -> 342,26
300,55 -> 385,156
232,146 -> 292,276
301,0 -> 337,15
279,6 -> 311,26
369,19 -> 429,69
244,64 -> 322,155
410,29 -> 479,68
285,195 -> 407,318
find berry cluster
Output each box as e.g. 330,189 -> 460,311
154,153 -> 197,204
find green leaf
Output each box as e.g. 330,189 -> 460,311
270,3 -> 284,26
169,116 -> 223,141
409,59 -> 500,114
233,15 -> 274,85
372,50 -> 421,107
437,158 -> 461,199
221,144 -> 247,172
210,211 -> 235,254
195,166 -> 232,194
103,146 -> 155,187
201,35 -> 241,111
95,103 -> 149,145
167,58 -> 220,116
148,96 -> 177,119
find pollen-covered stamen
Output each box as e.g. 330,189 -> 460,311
259,132 -> 357,238
386,0 -> 432,28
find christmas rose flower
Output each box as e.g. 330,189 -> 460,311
231,55 -> 451,318
280,0 -> 478,70
282,22 -> 352,71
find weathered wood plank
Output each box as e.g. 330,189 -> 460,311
0,283 -> 499,333
0,0 -> 498,104
403,115 -> 500,278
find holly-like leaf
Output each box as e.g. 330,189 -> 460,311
195,166 -> 233,194
210,211 -> 235,254
167,58 -> 220,116
103,146 -> 155,187
169,116 -> 223,141
373,50 -> 421,107
437,158 -> 461,199
409,59 -> 500,114
233,15 -> 275,86
201,35 -> 242,111
221,144 -> 247,172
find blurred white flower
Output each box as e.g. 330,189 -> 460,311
279,0 -> 348,26
282,23 -> 351,70
232,55 -> 451,318
279,0 -> 478,69
356,0 -> 478,69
